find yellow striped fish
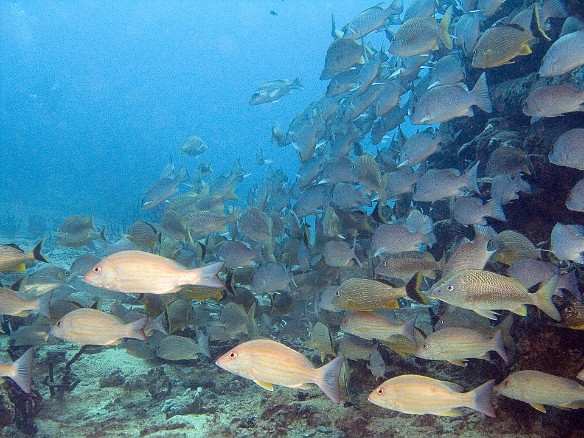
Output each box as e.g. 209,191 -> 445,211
215,339 -> 344,403
0,348 -> 34,393
49,308 -> 148,345
83,250 -> 224,294
368,375 -> 495,417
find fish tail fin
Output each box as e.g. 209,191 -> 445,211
465,161 -> 481,194
192,261 -> 225,289
468,379 -> 496,417
99,225 -> 108,242
351,237 -> 363,268
472,73 -> 492,113
32,238 -> 49,264
401,315 -> 417,344
126,316 -> 148,341
488,197 -> 506,222
10,348 -> 34,393
491,329 -> 508,364
145,312 -> 168,336
292,77 -> 304,90
439,6 -> 453,50
405,272 -> 429,305
315,355 -> 344,404
532,2 -> 552,41
534,275 -> 561,321
36,292 -> 52,318
176,166 -> 190,183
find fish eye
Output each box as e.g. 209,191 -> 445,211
56,321 -> 62,327
377,388 -> 383,394
503,380 -> 509,388
566,305 -> 574,312
447,285 -> 454,292
229,351 -> 237,359
382,261 -> 387,267
422,343 -> 429,349
335,290 -> 340,296
93,266 -> 101,273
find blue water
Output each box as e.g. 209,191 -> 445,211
0,0 -> 395,225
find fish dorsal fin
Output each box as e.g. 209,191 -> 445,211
529,403 -> 546,413
506,23 -> 527,32
253,379 -> 274,391
442,381 -> 464,392
5,243 -> 23,251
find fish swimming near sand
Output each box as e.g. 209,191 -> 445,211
83,250 -> 224,294
49,307 -> 148,346
368,375 -> 495,417
215,339 -> 344,403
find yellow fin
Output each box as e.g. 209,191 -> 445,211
447,360 -> 467,367
519,43 -> 532,56
290,383 -> 312,390
254,380 -> 274,391
530,403 -> 546,413
510,305 -> 527,317
15,263 -> 26,273
440,409 -> 463,416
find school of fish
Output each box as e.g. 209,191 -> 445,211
1,0 -> 584,427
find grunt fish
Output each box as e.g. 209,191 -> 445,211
496,370 -> 584,412
369,375 -> 495,417
83,250 -> 224,294
215,339 -> 344,403
50,308 -> 148,345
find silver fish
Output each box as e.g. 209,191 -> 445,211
413,162 -> 479,202
523,84 -> 584,123
410,73 -> 492,124
549,128 -> 584,170
551,223 -> 584,264
539,30 -> 584,77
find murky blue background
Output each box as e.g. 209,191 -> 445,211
0,1 -> 400,226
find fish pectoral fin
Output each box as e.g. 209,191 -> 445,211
107,339 -> 123,345
447,360 -> 467,367
15,263 -> 26,273
510,305 -> 527,317
474,309 -> 499,320
529,403 -> 546,413
290,383 -> 312,390
253,379 -> 274,391
439,409 -> 463,416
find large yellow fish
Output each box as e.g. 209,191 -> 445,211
83,250 -> 224,294
0,348 -> 34,393
215,339 -> 344,403
369,375 -> 495,417
49,308 -> 148,346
